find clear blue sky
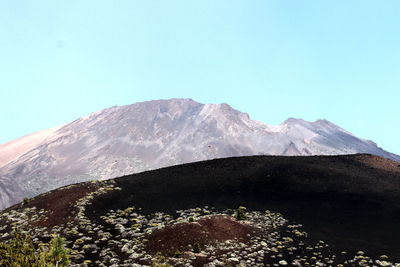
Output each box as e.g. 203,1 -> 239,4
1,1 -> 399,154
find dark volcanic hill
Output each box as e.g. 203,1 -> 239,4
1,154 -> 400,266
1,98 -> 399,211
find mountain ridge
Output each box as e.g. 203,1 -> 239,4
0,98 -> 399,210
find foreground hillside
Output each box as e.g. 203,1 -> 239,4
1,98 -> 399,211
1,154 -> 400,266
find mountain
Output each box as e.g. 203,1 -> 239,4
0,126 -> 63,168
0,98 -> 399,210
1,155 -> 400,266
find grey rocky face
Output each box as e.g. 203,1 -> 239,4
0,98 -> 398,210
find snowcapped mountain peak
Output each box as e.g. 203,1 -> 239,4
0,98 -> 398,210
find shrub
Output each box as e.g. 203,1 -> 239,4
0,227 -> 38,266
223,258 -> 233,267
192,242 -> 201,253
22,198 -> 30,205
47,235 -> 70,266
0,227 -> 71,267
235,206 -> 247,221
174,250 -> 182,258
151,252 -> 171,267
74,238 -> 84,245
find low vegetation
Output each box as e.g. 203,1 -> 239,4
1,201 -> 398,266
1,154 -> 400,267
234,206 -> 247,221
0,227 -> 70,267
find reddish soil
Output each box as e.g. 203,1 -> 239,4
145,215 -> 260,256
24,183 -> 98,227
2,154 -> 400,260
353,154 -> 400,173
85,154 -> 400,259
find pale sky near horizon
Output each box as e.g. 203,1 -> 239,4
1,1 -> 399,154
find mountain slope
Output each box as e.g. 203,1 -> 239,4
0,125 -> 62,168
0,98 -> 399,210
1,154 -> 400,265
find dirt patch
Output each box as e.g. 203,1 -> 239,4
145,215 -> 259,256
354,154 -> 400,174
25,183 -> 98,227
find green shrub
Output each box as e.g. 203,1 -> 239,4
22,198 -> 30,205
235,206 -> 247,221
223,258 -> 233,267
174,250 -> 182,258
0,227 -> 71,267
47,235 -> 70,266
151,252 -> 171,267
192,242 -> 201,253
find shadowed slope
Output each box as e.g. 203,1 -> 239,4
87,154 -> 400,258
1,154 -> 400,261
